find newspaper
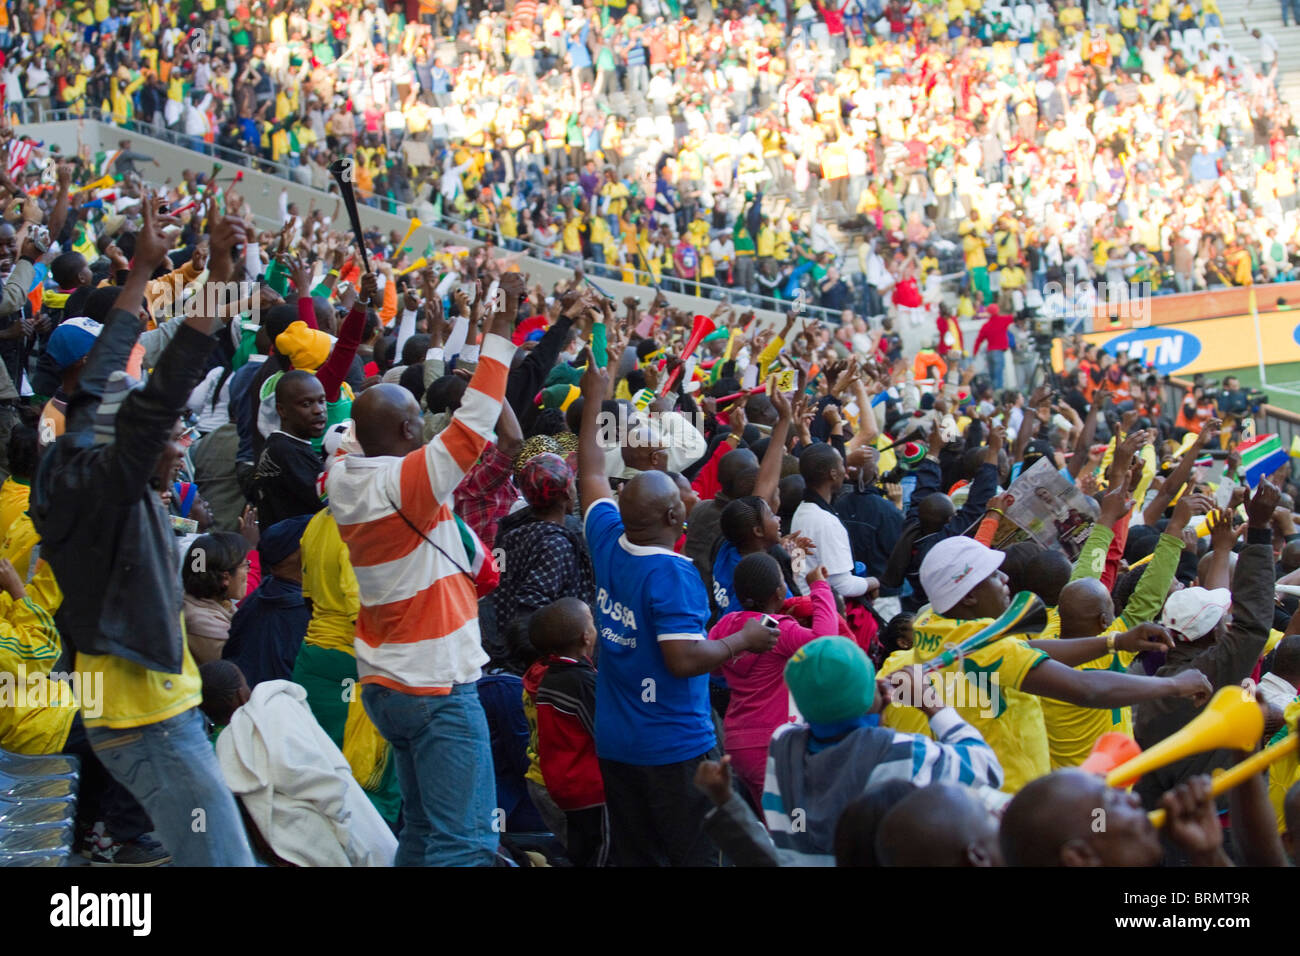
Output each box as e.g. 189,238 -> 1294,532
987,456 -> 1096,560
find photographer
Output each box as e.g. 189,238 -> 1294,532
1215,375 -> 1254,446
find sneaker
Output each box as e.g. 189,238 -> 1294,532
78,821 -> 112,860
90,834 -> 171,867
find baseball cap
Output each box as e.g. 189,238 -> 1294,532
920,537 -> 1006,615
1160,587 -> 1231,641
1022,438 -> 1055,471
784,636 -> 877,724
47,316 -> 102,370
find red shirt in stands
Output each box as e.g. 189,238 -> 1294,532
973,310 -> 1015,354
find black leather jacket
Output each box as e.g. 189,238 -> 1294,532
32,307 -> 218,673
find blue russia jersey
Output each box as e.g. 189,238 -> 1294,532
585,499 -> 715,765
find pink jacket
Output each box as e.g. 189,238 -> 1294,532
708,580 -> 840,751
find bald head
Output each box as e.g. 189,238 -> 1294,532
874,785 -> 1002,867
352,383 -> 423,458
1197,549 -> 1236,584
1058,578 -> 1116,638
1281,541 -> 1300,573
917,492 -> 956,532
1000,769 -> 1161,867
718,448 -> 759,499
619,469 -> 685,547
1272,634 -> 1300,684
621,420 -> 668,473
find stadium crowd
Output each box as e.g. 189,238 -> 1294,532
0,0 -> 1297,870
2,0 -> 1299,332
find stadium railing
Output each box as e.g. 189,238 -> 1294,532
26,102 -> 847,324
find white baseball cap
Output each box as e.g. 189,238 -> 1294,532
920,537 -> 1006,615
1160,587 -> 1231,641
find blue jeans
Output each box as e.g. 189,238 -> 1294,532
362,682 -> 498,867
85,707 -> 254,866
986,349 -> 1006,390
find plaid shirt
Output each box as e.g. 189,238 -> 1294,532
455,441 -> 518,551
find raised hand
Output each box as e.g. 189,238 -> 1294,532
579,347 -> 609,401
1207,507 -> 1241,552
359,271 -> 380,308
207,198 -> 247,286
1116,622 -> 1176,654
133,190 -> 182,274
1246,479 -> 1281,529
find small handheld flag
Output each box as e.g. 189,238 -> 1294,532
1236,434 -> 1288,488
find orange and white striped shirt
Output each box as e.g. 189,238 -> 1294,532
326,333 -> 515,694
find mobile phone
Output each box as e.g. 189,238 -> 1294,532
457,281 -> 477,305
760,614 -> 779,630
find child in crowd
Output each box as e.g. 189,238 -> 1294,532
708,553 -> 839,804
522,596 -> 607,866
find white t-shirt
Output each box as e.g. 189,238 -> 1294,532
1258,33 -> 1278,66
790,500 -> 862,596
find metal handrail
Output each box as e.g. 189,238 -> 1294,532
26,101 -> 868,319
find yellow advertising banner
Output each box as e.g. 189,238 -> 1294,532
1078,306 -> 1300,377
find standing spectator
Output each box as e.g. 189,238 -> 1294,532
972,305 -> 1015,390
31,197 -> 255,866
575,356 -> 778,866
324,272 -> 524,867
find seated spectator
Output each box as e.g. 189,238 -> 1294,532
758,635 -> 1005,863
223,515 -> 312,687
204,661 -> 398,867
182,532 -> 253,666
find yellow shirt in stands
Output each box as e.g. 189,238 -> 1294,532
301,508 -> 359,656
601,181 -> 629,217
882,610 -> 1051,793
0,478 -> 29,543
963,233 -> 987,269
1034,608 -> 1141,768
77,619 -> 201,730
1,511 -> 39,582
563,216 -> 583,253
0,588 -> 75,754
1268,698 -> 1299,832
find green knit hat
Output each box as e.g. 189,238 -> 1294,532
784,636 -> 877,724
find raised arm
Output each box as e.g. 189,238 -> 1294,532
753,386 -> 793,505
316,284 -> 369,401
1068,391 -> 1106,480
1021,656 -> 1212,709
577,349 -> 613,509
112,195 -> 246,491
419,272 -> 520,505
